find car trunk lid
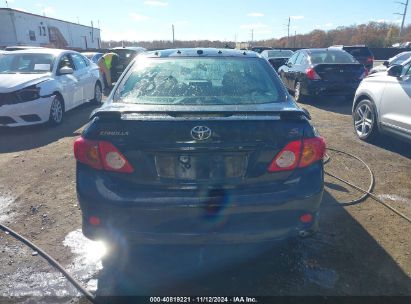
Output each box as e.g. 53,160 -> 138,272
313,63 -> 364,81
83,107 -> 310,188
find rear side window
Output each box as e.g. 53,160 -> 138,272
71,53 -> 88,70
115,57 -> 285,105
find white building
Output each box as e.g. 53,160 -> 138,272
0,8 -> 101,50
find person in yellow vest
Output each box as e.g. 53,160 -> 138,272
97,52 -> 119,88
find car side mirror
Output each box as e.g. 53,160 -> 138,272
59,66 -> 74,75
287,61 -> 293,68
383,60 -> 389,67
387,65 -> 403,77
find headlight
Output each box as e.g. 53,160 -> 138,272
17,85 -> 41,102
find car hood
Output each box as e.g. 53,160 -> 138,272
0,73 -> 52,93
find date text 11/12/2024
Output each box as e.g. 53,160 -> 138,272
149,297 -> 258,303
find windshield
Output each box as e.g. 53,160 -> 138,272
391,53 -> 411,65
266,50 -> 294,58
115,57 -> 283,105
309,50 -> 357,64
0,53 -> 55,74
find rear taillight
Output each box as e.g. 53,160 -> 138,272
306,68 -> 321,80
74,137 -> 134,173
74,138 -> 102,170
267,137 -> 325,172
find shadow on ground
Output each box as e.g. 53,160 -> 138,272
370,134 -> 411,159
0,103 -> 99,153
94,191 -> 411,298
301,96 -> 352,115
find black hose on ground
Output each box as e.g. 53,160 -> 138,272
0,223 -> 97,304
324,148 -> 375,206
325,148 -> 411,223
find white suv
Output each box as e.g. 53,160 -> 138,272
353,59 -> 411,142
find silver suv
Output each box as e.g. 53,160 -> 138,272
353,58 -> 411,142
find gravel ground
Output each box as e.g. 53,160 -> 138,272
0,97 -> 410,303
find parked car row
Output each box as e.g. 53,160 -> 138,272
1,45 -> 408,250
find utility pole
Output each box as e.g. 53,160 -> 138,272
395,0 -> 409,38
251,28 -> 254,45
287,17 -> 291,47
5,1 -> 9,8
294,31 -> 297,48
172,24 -> 175,45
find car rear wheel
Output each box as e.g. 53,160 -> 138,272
353,99 -> 378,141
92,82 -> 103,104
294,81 -> 305,102
49,95 -> 64,125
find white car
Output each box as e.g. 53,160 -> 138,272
353,58 -> 411,143
0,48 -> 102,127
369,51 -> 411,75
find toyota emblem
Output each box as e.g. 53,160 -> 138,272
191,126 -> 212,141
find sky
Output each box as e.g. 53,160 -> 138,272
2,0 -> 407,41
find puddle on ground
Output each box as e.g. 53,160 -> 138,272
378,194 -> 411,205
2,229 -> 105,298
0,194 -> 14,222
63,229 -> 105,288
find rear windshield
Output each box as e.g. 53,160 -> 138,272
309,50 -> 357,64
115,57 -> 284,105
112,49 -> 138,60
266,50 -> 294,58
343,47 -> 372,57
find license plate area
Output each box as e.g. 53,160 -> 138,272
155,153 -> 247,180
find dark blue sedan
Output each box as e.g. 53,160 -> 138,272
74,48 -> 325,247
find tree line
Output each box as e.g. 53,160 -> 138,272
101,22 -> 411,49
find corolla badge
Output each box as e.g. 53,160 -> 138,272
191,126 -> 212,141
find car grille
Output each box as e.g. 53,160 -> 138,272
0,116 -> 17,125
0,92 -> 20,107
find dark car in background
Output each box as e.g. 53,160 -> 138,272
278,48 -> 366,102
109,46 -> 146,82
251,46 -> 272,53
329,45 -> 374,71
261,49 -> 294,71
75,48 -> 325,248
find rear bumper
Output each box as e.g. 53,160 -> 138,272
303,80 -> 361,96
77,163 -> 324,244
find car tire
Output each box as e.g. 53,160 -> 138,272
48,95 -> 64,126
353,99 -> 379,141
92,82 -> 103,104
294,81 -> 305,102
